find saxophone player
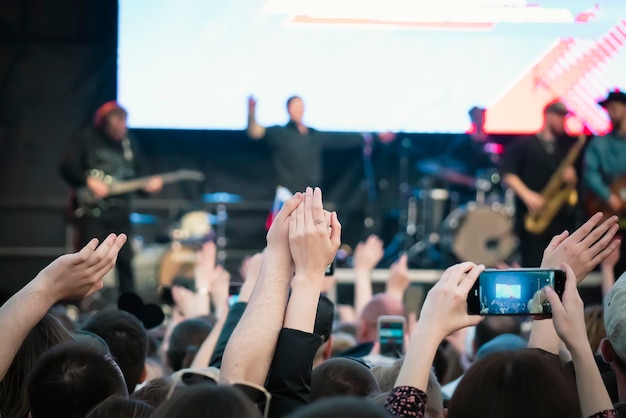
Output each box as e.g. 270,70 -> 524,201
501,101 -> 580,267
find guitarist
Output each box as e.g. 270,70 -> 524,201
59,101 -> 163,295
501,101 -> 580,267
584,90 -> 626,278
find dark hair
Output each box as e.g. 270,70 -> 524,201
448,349 -> 580,418
152,383 -> 261,418
86,398 -> 153,418
286,396 -> 391,418
82,309 -> 148,393
131,376 -> 173,409
0,313 -> 72,418
311,358 -> 381,401
167,318 -> 213,371
27,342 -> 128,418
286,96 -> 302,109
474,316 -> 521,350
314,296 -> 334,342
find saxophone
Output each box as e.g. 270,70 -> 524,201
524,134 -> 586,235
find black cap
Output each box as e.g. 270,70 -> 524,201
598,90 -> 626,108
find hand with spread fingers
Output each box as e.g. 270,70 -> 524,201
541,212 -> 621,282
544,263 -> 614,417
38,233 -> 127,300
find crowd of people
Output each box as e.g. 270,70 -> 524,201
1,186 -> 625,418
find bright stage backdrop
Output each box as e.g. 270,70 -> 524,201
118,0 -> 626,134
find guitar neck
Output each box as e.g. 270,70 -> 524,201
108,172 -> 186,196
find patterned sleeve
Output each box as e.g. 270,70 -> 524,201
384,386 -> 428,418
588,410 -> 616,418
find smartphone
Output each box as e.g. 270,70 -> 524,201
377,315 -> 406,358
467,268 -> 565,316
325,262 -> 335,276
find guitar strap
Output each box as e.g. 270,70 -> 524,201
121,135 -> 134,163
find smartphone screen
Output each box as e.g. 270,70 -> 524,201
467,269 -> 565,316
378,316 -> 405,358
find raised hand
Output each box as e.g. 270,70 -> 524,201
289,187 -> 342,280
417,262 -> 485,341
353,235 -> 384,272
238,252 -> 263,302
266,192 -> 304,267
247,95 -> 257,114
38,233 -> 127,301
387,254 -> 410,301
541,212 -> 620,282
194,241 -> 218,293
545,263 -> 586,352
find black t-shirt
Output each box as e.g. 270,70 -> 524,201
501,134 -> 577,231
263,122 -> 364,192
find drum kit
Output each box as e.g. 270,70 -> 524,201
402,162 -> 517,268
133,193 -> 240,303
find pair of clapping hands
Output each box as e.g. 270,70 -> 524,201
418,212 -> 621,348
267,187 -> 342,282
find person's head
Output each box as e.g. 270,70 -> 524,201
584,305 -> 605,354
0,313 -> 72,418
86,398 -> 154,418
468,106 -> 486,134
357,294 -> 404,343
599,91 -> 626,131
82,309 -> 148,393
131,377 -> 174,409
94,101 -> 128,141
371,361 -> 444,418
543,100 -> 568,136
167,318 -> 213,372
286,396 -> 391,418
472,316 -> 521,355
310,358 -> 380,401
27,342 -> 128,418
152,383 -> 261,418
286,96 -> 304,124
601,271 -> 626,376
313,295 -> 335,367
329,332 -> 357,357
448,349 -> 580,418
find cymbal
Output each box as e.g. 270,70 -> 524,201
416,160 -> 477,189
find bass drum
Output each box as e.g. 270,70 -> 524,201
441,203 -> 517,267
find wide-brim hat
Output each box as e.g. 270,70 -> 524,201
598,91 -> 626,108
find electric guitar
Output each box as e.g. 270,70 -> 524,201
584,174 -> 626,229
73,169 -> 205,218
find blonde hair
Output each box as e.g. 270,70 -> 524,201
584,305 -> 606,353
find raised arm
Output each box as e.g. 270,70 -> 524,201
352,235 -> 384,316
265,188 -> 341,415
247,95 -> 266,140
529,213 -> 621,354
546,263 -> 614,417
0,234 -> 126,380
386,263 -> 484,417
219,193 -> 303,385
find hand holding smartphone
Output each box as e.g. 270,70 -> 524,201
467,268 -> 565,316
377,315 -> 406,358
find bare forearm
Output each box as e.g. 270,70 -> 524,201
395,323 -> 441,391
191,310 -> 227,369
601,266 -> 616,300
247,115 -> 266,140
570,345 -> 613,417
283,274 -> 323,333
354,269 -> 373,316
0,276 -> 56,379
219,257 -> 291,385
528,319 -> 560,355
